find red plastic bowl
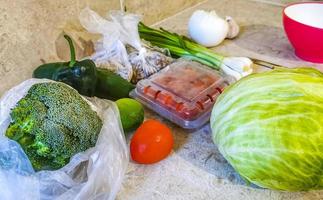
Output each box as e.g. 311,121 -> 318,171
283,2 -> 323,63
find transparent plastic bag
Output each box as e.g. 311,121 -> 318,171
0,79 -> 129,200
79,8 -> 173,83
109,11 -> 173,83
79,8 -> 133,81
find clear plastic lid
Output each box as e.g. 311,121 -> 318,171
130,60 -> 230,129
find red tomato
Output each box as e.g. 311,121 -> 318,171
130,119 -> 174,164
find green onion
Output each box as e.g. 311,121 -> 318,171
138,22 -> 224,70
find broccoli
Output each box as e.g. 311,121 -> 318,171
5,82 -> 103,171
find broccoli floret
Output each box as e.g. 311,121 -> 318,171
5,82 -> 103,171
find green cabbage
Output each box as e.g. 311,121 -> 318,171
211,67 -> 323,191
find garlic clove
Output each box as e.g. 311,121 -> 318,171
225,16 -> 240,39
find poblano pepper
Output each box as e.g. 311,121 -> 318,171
33,35 -> 97,96
33,35 -> 135,100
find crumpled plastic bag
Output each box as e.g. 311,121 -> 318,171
79,8 -> 133,81
79,8 -> 173,83
109,11 -> 171,82
0,79 -> 129,200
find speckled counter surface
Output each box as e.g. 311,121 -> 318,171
117,0 -> 323,200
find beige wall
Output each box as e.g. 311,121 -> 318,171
0,0 -> 204,94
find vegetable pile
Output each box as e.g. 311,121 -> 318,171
6,6 -> 323,195
211,67 -> 323,191
5,82 -> 103,171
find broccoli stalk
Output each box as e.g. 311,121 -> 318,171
5,82 -> 103,171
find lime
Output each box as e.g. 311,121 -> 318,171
116,98 -> 144,133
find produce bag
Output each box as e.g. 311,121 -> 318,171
0,79 -> 129,200
109,11 -> 173,83
79,8 -> 133,81
79,8 -> 173,83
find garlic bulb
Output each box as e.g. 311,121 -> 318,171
220,57 -> 253,80
188,10 -> 229,47
225,16 -> 240,39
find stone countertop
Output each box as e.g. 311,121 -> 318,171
117,0 -> 323,200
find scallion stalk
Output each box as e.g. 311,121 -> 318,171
138,22 -> 224,70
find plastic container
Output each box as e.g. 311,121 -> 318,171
130,60 -> 230,129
